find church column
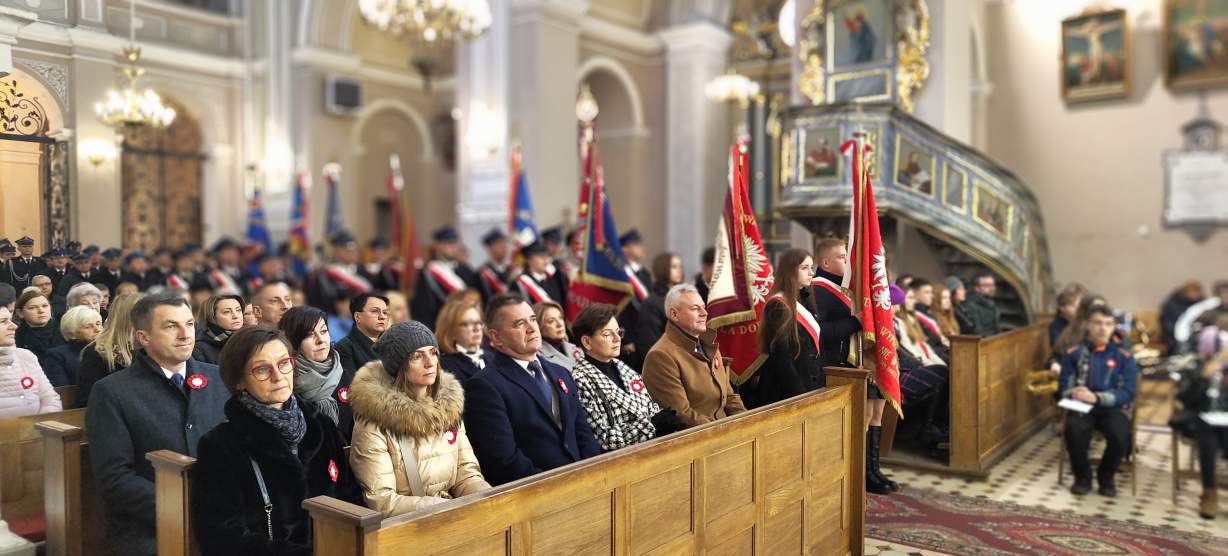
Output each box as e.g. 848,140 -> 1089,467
456,0 -> 513,261
658,21 -> 732,265
259,0 -> 296,242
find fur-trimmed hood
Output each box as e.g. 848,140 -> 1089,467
348,360 -> 464,439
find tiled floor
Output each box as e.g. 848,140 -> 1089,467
864,379 -> 1228,553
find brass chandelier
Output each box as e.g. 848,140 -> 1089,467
357,0 -> 493,44
94,0 -> 175,128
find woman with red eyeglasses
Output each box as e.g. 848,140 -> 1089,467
190,326 -> 362,556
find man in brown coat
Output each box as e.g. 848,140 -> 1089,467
642,283 -> 746,427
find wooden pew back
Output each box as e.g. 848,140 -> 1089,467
948,320 -> 1054,474
36,421 -> 107,556
0,409 -> 86,540
303,368 -> 869,556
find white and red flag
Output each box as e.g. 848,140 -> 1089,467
707,140 -> 774,385
841,134 -> 903,416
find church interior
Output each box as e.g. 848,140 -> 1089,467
1,0 -> 1228,554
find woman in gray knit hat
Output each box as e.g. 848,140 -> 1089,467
347,320 -> 491,516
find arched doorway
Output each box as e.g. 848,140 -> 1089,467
121,97 -> 206,252
355,103 -> 445,248
0,67 -> 67,252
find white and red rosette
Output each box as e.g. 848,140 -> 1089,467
327,460 -> 339,482
186,374 -> 208,390
337,387 -> 350,404
629,379 -> 645,393
444,428 -> 458,445
19,376 -> 34,390
557,378 -> 569,395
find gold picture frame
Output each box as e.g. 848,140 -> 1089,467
892,133 -> 936,197
972,181 -> 1013,240
1061,7 -> 1131,102
1164,0 -> 1228,91
941,162 -> 967,213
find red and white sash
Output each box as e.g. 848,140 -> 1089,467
624,265 -> 648,302
479,266 -> 507,295
208,269 -> 241,295
771,294 -> 821,351
324,264 -> 373,294
516,274 -> 553,304
167,274 -> 190,290
811,276 -> 852,309
915,311 -> 942,337
426,261 -> 465,295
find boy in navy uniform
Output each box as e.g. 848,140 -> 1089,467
1060,304 -> 1138,497
477,228 -> 512,304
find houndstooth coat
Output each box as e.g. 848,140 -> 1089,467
571,356 -> 660,452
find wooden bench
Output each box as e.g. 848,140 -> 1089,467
0,409 -> 86,545
35,421 -> 106,556
153,368 -> 870,555
883,321 -> 1054,477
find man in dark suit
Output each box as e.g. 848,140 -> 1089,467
122,251 -> 156,291
476,228 -> 512,305
55,253 -> 95,297
44,247 -> 71,291
145,246 -> 175,288
95,248 -> 125,293
0,243 -> 14,286
464,293 -> 600,485
85,291 -> 228,555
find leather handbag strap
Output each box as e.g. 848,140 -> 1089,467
397,435 -> 428,497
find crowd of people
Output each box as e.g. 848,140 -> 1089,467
2,228 -> 1226,554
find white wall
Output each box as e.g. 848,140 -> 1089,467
985,0 -> 1228,311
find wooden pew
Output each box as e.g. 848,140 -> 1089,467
53,386 -> 77,410
300,368 -> 870,555
883,320 -> 1054,477
0,409 -> 85,544
35,421 -> 106,556
147,451 -> 198,556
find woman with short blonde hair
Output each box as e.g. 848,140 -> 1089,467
42,306 -> 104,388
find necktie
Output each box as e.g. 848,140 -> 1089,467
528,360 -> 552,405
171,372 -> 185,391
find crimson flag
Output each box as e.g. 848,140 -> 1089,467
388,154 -> 417,295
707,140 -> 774,385
842,135 -> 903,416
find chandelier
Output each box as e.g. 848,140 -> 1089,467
705,72 -> 761,107
94,2 -> 175,128
357,0 -> 492,44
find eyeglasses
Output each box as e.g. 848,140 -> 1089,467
459,320 -> 484,329
597,328 -> 626,341
409,347 -> 440,364
249,357 -> 295,381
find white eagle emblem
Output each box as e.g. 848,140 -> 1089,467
743,234 -> 773,303
871,246 -> 891,310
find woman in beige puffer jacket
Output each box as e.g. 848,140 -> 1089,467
348,321 -> 490,517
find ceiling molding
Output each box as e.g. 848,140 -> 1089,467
291,46 -> 455,93
17,21 -> 246,77
580,14 -> 664,56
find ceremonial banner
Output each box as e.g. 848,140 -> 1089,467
842,135 -> 903,416
287,171 -> 311,278
707,141 -> 774,385
388,154 -> 417,294
244,186 -> 272,253
565,130 -> 633,321
509,147 -> 539,249
323,163 -> 345,238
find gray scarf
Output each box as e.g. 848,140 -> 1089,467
294,350 -> 343,426
0,345 -> 13,366
238,391 -> 307,454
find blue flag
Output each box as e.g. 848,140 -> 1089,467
245,187 -> 272,253
508,151 -> 538,247
323,163 -> 344,238
564,137 -> 632,320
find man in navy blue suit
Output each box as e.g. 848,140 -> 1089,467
464,293 -> 600,485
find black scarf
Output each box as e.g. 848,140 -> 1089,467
238,392 -> 307,454
202,322 -> 234,346
584,354 -> 625,389
16,320 -> 62,357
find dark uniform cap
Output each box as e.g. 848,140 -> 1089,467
368,238 -> 389,250
0,245 -> 14,254
102,248 -> 123,259
432,226 -> 459,243
211,237 -> 239,253
174,247 -> 195,260
482,228 -> 507,246
541,227 -> 562,244
72,253 -> 90,263
618,229 -> 643,246
521,240 -> 549,256
125,251 -> 148,264
0,238 -> 10,247
47,247 -> 66,258
83,245 -> 100,255
329,230 -> 357,247
16,236 -> 34,246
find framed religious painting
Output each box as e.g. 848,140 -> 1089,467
1164,0 -> 1228,90
973,181 -> 1013,239
1061,8 -> 1131,102
800,126 -> 843,180
892,135 -> 935,196
941,162 -> 967,213
831,0 -> 891,69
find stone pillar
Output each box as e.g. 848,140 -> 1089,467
261,0 -> 295,240
658,21 -> 732,265
456,0 -> 513,262
912,0 -> 973,142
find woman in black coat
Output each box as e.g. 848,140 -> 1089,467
743,249 -> 823,410
191,326 -> 362,556
14,289 -> 64,363
635,252 -> 685,355
434,297 -> 488,384
192,294 -> 245,365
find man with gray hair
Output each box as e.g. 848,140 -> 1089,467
641,283 -> 745,428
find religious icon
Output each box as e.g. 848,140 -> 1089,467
942,163 -> 967,212
802,126 -> 842,179
1061,8 -> 1131,102
973,182 -> 1013,239
833,0 -> 888,68
1164,0 -> 1228,90
892,135 -> 934,196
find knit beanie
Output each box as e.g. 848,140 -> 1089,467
889,284 -> 906,306
944,276 -> 963,292
373,321 -> 438,377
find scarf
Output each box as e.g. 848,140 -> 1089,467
460,346 -> 486,369
202,322 -> 234,346
584,354 -> 625,390
0,345 -> 13,366
238,391 -> 307,454
16,320 -> 60,357
294,350 -> 344,425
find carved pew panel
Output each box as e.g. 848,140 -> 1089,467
36,421 -> 106,556
0,409 -> 86,543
